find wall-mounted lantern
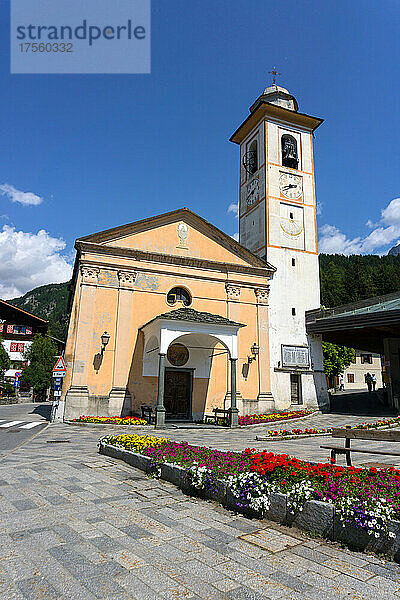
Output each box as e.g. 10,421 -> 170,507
247,342 -> 260,364
101,331 -> 110,355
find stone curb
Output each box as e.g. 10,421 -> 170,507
99,441 -> 400,560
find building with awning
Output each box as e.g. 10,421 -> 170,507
306,291 -> 400,408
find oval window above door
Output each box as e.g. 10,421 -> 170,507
167,287 -> 191,306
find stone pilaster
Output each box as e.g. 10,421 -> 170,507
108,270 -> 137,416
64,265 -> 99,420
255,286 -> 275,412
225,283 -> 242,409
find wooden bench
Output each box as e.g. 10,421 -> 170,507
141,405 -> 154,424
321,426 -> 400,466
204,408 -> 230,426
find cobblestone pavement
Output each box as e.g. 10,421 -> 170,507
67,404 -> 400,467
1,421 -> 400,599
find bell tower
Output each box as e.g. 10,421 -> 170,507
230,81 -> 329,410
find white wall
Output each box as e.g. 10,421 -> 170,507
343,351 -> 382,390
239,113 -> 328,411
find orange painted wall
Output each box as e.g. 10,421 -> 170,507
63,220 -> 272,417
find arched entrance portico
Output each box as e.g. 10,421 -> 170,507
140,308 -> 245,428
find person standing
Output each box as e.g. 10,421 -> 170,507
339,374 -> 344,391
371,373 -> 377,392
365,372 -> 373,393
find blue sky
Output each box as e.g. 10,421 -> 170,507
0,0 -> 399,297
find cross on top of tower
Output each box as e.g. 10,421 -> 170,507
269,67 -> 281,85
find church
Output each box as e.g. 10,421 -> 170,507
61,82 -> 329,425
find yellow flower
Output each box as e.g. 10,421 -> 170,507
107,433 -> 169,452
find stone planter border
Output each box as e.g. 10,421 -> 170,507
256,432 -> 330,441
238,409 -> 319,429
67,421 -> 149,428
99,441 -> 400,560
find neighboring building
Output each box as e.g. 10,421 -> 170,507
343,350 -> 382,390
306,291 -> 400,409
62,82 -> 329,423
0,299 -> 48,382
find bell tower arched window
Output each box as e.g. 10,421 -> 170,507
281,134 -> 298,170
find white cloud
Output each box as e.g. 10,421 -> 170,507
0,225 -> 73,299
381,197 -> 400,226
316,201 -> 323,216
319,197 -> 400,255
318,225 -> 361,254
231,232 -> 239,241
227,202 -> 239,218
0,184 -> 43,206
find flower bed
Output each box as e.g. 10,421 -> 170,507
73,415 -> 147,425
239,409 -> 313,426
260,416 -> 400,439
100,433 -> 400,545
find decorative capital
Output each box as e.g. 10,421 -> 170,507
255,286 -> 270,305
225,283 -> 241,301
80,265 -> 99,285
118,270 -> 137,289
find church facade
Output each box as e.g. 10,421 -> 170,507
62,84 -> 329,423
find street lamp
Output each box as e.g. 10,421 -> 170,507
101,331 -> 110,354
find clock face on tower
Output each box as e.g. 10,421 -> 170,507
245,177 -> 260,207
279,172 -> 302,200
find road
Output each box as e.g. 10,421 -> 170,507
0,401 -> 50,458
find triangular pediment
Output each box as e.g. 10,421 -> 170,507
78,208 -> 274,271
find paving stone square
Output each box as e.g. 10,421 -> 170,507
1,405 -> 400,599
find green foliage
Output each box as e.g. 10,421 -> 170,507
0,337 -> 10,382
8,282 -> 70,341
20,335 -> 58,395
319,254 -> 400,307
2,381 -> 15,396
322,342 -> 355,378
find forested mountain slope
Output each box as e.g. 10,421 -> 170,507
8,282 -> 70,340
319,253 -> 400,308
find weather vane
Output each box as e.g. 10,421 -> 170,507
269,67 -> 281,85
